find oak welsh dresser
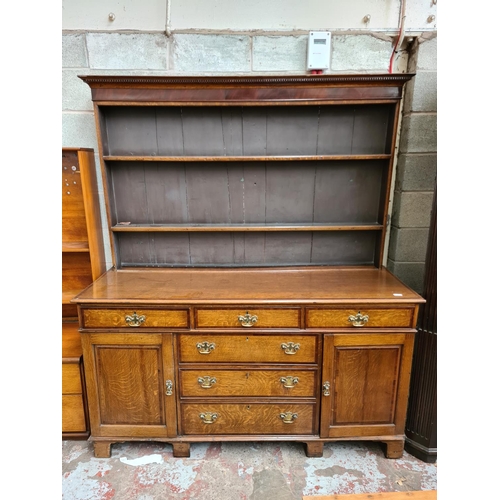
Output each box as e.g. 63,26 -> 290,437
73,74 -> 425,459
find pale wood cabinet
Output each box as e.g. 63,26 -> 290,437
73,75 -> 424,458
62,148 -> 106,439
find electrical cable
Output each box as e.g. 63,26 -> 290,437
389,0 -> 406,73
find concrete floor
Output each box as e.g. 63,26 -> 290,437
62,439 -> 437,499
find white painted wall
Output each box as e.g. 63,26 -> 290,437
62,0 -> 437,32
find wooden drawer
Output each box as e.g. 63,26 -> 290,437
179,369 -> 317,397
62,363 -> 82,394
62,394 -> 87,432
178,334 -> 317,363
195,308 -> 300,329
180,403 -> 316,435
306,307 -> 414,328
82,308 -> 189,328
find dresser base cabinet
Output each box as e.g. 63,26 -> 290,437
74,266 -> 423,459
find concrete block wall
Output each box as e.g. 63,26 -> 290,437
62,30 -> 436,289
387,35 -> 437,294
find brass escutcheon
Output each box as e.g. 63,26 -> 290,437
279,412 -> 298,424
348,311 -> 369,327
322,381 -> 330,396
281,342 -> 300,355
279,376 -> 299,388
196,341 -> 216,354
199,412 -> 218,424
125,311 -> 146,327
165,380 -> 173,396
198,376 -> 217,388
238,311 -> 258,327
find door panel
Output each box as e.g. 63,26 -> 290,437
81,333 -> 177,438
320,333 -> 414,438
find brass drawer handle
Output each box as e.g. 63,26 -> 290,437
238,311 -> 258,327
348,311 -> 369,327
322,381 -> 330,396
165,380 -> 173,396
281,342 -> 300,355
196,341 -> 216,354
279,412 -> 298,424
125,311 -> 146,327
198,376 -> 217,388
280,376 -> 299,389
199,412 -> 218,424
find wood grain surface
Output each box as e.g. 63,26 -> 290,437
72,267 -> 424,304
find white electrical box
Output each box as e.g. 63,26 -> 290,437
307,31 -> 331,70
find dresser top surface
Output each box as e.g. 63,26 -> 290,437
72,266 -> 424,305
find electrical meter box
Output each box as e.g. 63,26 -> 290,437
307,31 -> 331,70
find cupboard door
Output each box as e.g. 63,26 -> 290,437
320,333 -> 414,438
81,333 -> 177,438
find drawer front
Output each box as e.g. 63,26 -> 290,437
306,308 -> 414,328
179,369 -> 316,397
180,403 -> 316,435
62,395 -> 86,432
82,308 -> 189,328
62,363 -> 82,394
178,334 -> 317,363
195,308 -> 300,329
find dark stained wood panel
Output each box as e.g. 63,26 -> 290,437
351,106 -> 392,154
115,232 -> 191,266
100,105 -> 394,157
104,107 -> 158,156
313,162 -> 383,223
80,74 -> 413,103
264,163 -> 316,223
311,231 -> 378,265
156,107 -> 185,155
184,165 -> 231,223
266,106 -> 319,155
114,231 -> 378,267
108,161 -> 386,227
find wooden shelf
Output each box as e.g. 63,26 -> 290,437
111,223 -> 384,232
63,241 -> 90,252
103,155 -> 391,162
